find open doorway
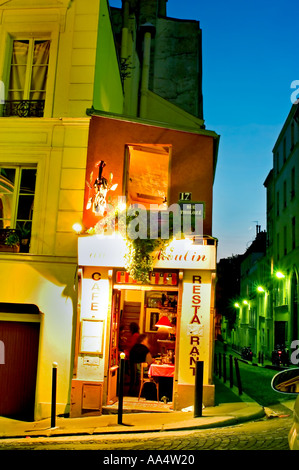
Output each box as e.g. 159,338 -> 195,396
107,281 -> 178,410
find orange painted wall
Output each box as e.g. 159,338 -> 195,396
83,115 -> 216,235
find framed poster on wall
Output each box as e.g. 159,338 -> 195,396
145,308 -> 161,332
80,319 -> 104,354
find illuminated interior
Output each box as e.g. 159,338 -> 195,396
126,144 -> 171,209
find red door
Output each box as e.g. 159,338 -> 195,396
0,321 -> 40,420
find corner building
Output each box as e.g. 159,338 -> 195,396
0,0 -> 219,420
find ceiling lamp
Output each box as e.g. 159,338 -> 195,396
155,316 -> 172,328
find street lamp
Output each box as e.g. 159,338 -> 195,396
257,286 -> 265,293
243,300 -> 249,305
275,271 -> 285,279
234,302 -> 240,308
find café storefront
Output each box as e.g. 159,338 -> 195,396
70,235 -> 217,417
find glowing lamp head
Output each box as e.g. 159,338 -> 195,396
275,271 -> 285,279
257,286 -> 265,293
72,223 -> 83,234
234,303 -> 240,308
243,300 -> 248,305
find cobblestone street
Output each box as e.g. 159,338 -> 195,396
0,412 -> 293,451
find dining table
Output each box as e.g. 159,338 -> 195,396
149,363 -> 175,378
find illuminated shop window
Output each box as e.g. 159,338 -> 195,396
0,166 -> 36,251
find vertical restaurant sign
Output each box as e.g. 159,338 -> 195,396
178,270 -> 212,385
80,267 -> 110,320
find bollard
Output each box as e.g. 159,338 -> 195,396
118,352 -> 125,425
229,354 -> 233,388
223,353 -> 227,383
194,361 -> 204,418
234,357 -> 242,395
51,362 -> 58,428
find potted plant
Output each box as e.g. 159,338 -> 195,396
17,222 -> 31,253
0,228 -> 20,253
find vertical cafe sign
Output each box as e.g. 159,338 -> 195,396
80,267 -> 110,321
178,270 -> 212,384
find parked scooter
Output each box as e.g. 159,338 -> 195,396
241,346 -> 253,361
271,344 -> 290,366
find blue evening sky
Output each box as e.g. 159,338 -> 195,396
109,0 -> 299,260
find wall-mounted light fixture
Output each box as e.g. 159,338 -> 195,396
86,160 -> 118,216
72,223 -> 83,234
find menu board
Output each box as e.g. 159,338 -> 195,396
80,319 -> 104,354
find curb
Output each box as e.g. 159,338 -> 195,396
0,403 -> 265,440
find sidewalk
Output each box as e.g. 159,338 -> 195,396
0,378 -> 266,439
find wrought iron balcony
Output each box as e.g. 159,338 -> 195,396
2,100 -> 45,117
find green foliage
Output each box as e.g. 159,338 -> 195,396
4,231 -> 20,247
124,209 -> 170,283
88,206 -> 175,283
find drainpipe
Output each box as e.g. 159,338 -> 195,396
121,0 -> 130,61
139,22 -> 156,119
158,0 -> 167,17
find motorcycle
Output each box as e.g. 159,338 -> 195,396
241,346 -> 253,361
271,345 -> 290,366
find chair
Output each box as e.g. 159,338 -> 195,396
138,362 -> 159,401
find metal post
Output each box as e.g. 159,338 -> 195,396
118,352 -> 125,425
51,362 -> 58,428
194,361 -> 204,418
229,354 -> 233,388
234,357 -> 242,395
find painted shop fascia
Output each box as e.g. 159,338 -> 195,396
70,234 -> 216,416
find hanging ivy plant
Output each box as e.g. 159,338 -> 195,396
86,205 -> 193,283
124,236 -> 162,283
124,208 -> 171,283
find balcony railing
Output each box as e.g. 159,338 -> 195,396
2,100 -> 45,117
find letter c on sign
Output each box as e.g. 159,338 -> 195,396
92,272 -> 101,281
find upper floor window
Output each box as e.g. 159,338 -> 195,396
125,144 -> 170,209
291,166 -> 295,199
292,216 -> 296,250
283,137 -> 286,163
291,121 -> 295,150
283,180 -> 287,209
0,165 -> 36,252
4,39 -> 50,117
